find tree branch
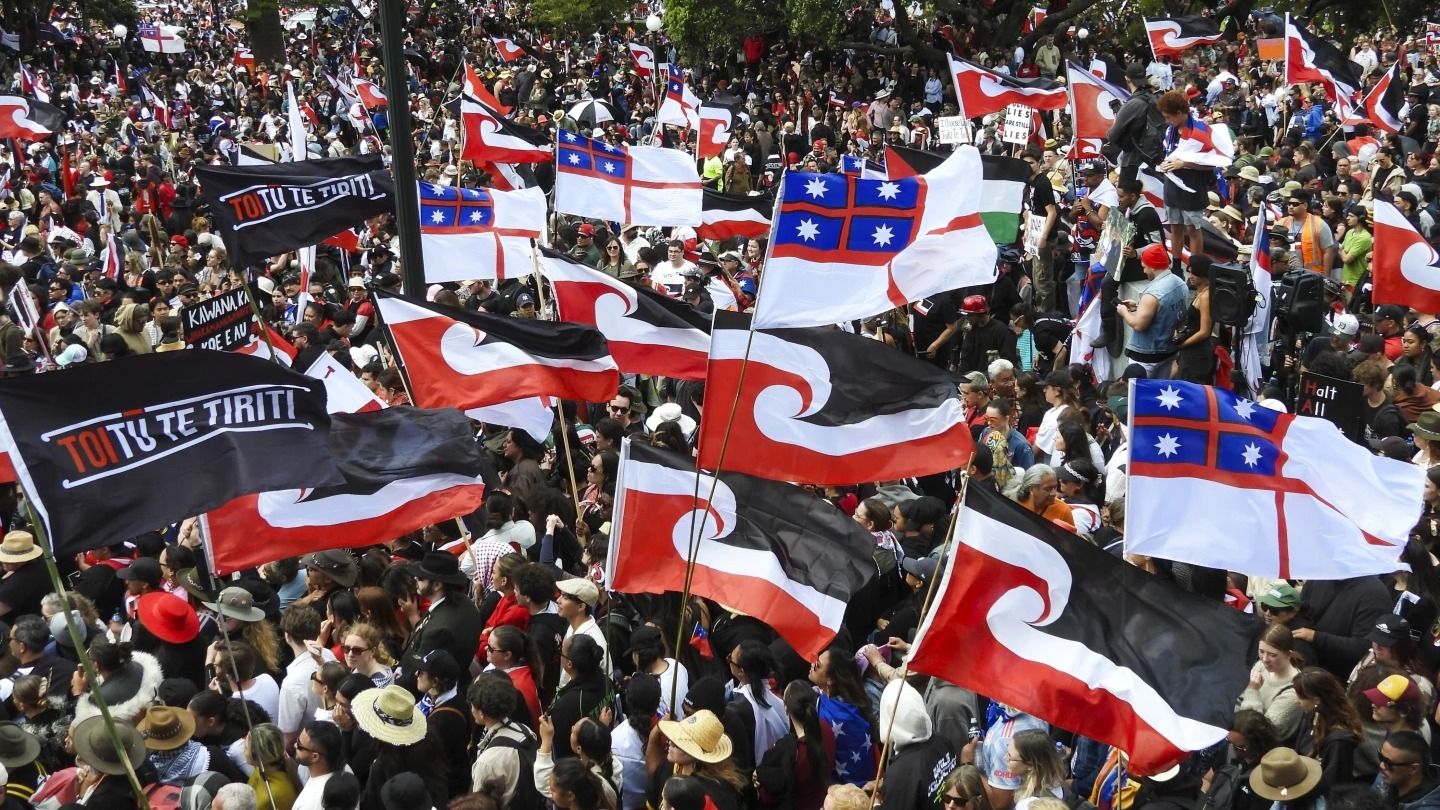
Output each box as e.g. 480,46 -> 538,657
1021,0 -> 1105,50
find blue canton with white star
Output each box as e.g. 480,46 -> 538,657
556,130 -> 629,181
772,171 -> 921,261
419,183 -> 494,233
1130,380 -> 1283,477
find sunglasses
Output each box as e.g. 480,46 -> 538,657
944,796 -> 970,807
341,645 -> 369,656
1380,754 -> 1420,769
608,405 -> 629,413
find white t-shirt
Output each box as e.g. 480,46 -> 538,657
278,648 -> 338,734
236,673 -> 282,725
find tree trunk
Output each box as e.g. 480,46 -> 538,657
1020,0 -> 1105,51
247,0 -> 285,66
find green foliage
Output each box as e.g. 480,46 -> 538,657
75,0 -> 138,27
530,0 -> 631,34
783,0 -> 848,45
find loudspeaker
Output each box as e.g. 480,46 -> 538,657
1209,262 -> 1255,327
1273,269 -> 1326,333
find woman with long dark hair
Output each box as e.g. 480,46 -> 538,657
756,682 -> 836,810
725,640 -> 790,767
809,645 -> 875,786
1392,364 -> 1440,424
1292,667 -> 1361,785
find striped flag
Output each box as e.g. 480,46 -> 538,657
698,190 -> 772,241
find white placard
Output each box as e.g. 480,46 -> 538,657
937,115 -> 970,145
1002,104 -> 1033,145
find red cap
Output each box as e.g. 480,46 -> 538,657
170,235 -> 189,247
1141,243 -> 1171,270
961,294 -> 988,314
577,223 -> 596,236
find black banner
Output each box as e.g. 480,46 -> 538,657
0,351 -> 343,556
182,288 -> 253,351
195,155 -> 396,270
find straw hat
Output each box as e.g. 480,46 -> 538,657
352,685 -> 428,746
0,531 -> 41,563
1249,748 -> 1322,802
657,709 -> 733,764
136,706 -> 196,752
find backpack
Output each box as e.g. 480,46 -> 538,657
485,726 -> 545,810
1133,98 -> 1169,167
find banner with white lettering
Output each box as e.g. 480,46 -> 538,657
182,288 -> 254,351
0,350 -> 343,555
195,154 -> 396,271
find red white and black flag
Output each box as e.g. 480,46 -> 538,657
1284,15 -> 1362,115
947,55 -> 1067,119
909,484 -> 1252,775
0,351 -> 342,556
1343,62 -> 1405,134
698,189 -> 772,241
539,248 -> 710,380
375,290 -> 619,410
195,154 -> 395,271
608,439 -> 875,659
696,311 -> 973,485
456,62 -> 550,164
1143,16 -> 1224,58
204,407 -> 491,574
697,101 -> 740,160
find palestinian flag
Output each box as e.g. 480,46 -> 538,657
885,146 -> 1027,245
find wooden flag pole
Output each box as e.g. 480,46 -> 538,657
22,499 -> 151,809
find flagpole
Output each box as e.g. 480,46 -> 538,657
377,0 -> 427,296
868,470 -> 972,808
20,498 -> 152,810
528,242 -> 584,517
665,177 -> 789,715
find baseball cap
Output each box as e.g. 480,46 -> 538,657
962,371 -> 990,391
1367,614 -> 1411,647
577,223 -> 596,237
1364,674 -> 1423,708
118,557 -> 163,586
515,292 -> 536,308
1327,313 -> 1359,337
1258,583 -> 1301,610
901,556 -> 938,583
1375,304 -> 1408,324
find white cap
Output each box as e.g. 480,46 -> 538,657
56,344 -> 88,367
1329,312 -> 1360,337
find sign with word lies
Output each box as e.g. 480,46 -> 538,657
182,288 -> 254,351
1002,105 -> 1033,146
1296,371 -> 1363,442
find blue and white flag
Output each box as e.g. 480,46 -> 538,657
553,130 -> 701,227
419,182 -> 546,282
753,145 -> 997,328
1126,380 -> 1422,579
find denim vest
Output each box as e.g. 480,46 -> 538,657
1126,270 -> 1188,356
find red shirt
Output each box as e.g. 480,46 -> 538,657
1385,333 -> 1404,361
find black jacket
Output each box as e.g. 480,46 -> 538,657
1301,577 -> 1392,680
400,593 -> 485,685
547,671 -> 609,760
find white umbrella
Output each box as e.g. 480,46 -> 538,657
567,99 -> 619,127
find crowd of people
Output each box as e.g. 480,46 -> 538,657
2,0 -> 1440,810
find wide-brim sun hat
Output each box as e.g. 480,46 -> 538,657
1249,748 -> 1322,802
73,716 -> 147,776
352,684 -> 428,746
658,709 -> 733,764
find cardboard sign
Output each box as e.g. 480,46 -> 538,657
1295,371 -> 1363,442
182,288 -> 255,351
1002,105 -> 1033,145
937,115 -> 970,145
